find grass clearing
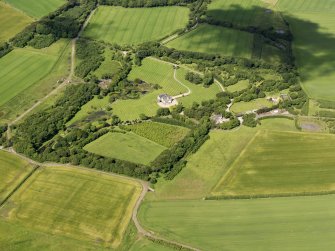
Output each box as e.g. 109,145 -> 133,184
84,132 -> 167,165
0,151 -> 34,203
5,0 -> 66,19
167,24 -> 253,58
231,98 -> 273,113
126,122 -> 190,148
0,165 -> 141,248
92,48 -> 122,79
83,6 -> 189,45
0,2 -> 32,43
213,130 -> 335,196
139,195 -> 335,251
130,238 -> 174,251
226,80 -> 250,92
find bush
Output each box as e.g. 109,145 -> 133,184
242,113 -> 258,127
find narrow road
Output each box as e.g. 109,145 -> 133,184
172,67 -> 191,99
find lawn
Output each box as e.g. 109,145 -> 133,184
277,0 -> 335,101
0,39 -> 70,123
231,98 -> 273,113
84,132 -> 167,165
0,2 -> 32,43
213,130 -> 335,197
111,58 -> 220,121
226,80 -> 250,92
92,48 -> 122,79
0,165 -> 141,248
5,0 -> 66,18
167,24 -> 253,58
139,195 -> 335,251
126,122 -> 190,148
0,151 -> 34,203
83,6 -> 189,45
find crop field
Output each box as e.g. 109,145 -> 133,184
0,2 -> 32,43
126,122 -> 190,148
112,58 -> 220,120
231,98 -> 273,113
83,6 -> 189,45
277,0 -> 335,101
167,24 -> 253,58
0,166 -> 141,248
213,130 -> 335,196
5,0 -> 66,18
84,132 -> 167,165
0,151 -> 34,203
139,195 -> 335,251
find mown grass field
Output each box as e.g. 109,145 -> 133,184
0,2 -> 32,43
0,39 -> 70,123
0,151 -> 34,203
167,24 -> 253,58
83,6 -> 189,45
126,122 -> 190,148
226,80 -> 250,92
112,58 -> 220,120
231,98 -> 273,113
277,0 -> 335,101
84,132 -> 167,165
5,0 -> 66,18
213,130 -> 335,196
139,195 -> 335,251
0,165 -> 141,248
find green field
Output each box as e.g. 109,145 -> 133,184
112,58 -> 220,120
5,0 -> 66,18
277,0 -> 335,101
83,6 -> 189,45
0,165 -> 141,248
226,80 -> 250,92
92,48 -> 122,79
126,122 -> 190,148
0,2 -> 32,43
84,132 -> 167,165
130,238 -> 174,251
0,151 -> 34,203
213,130 -> 335,196
231,98 -> 273,113
167,24 -> 253,58
139,195 -> 335,251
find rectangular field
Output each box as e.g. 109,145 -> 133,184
231,98 -> 273,114
0,151 -> 34,203
84,132 -> 167,165
83,6 -> 189,45
0,2 -> 32,43
0,166 -> 141,248
5,0 -> 66,18
213,130 -> 335,196
167,24 -> 253,58
138,195 -> 335,251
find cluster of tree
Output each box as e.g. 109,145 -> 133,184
98,0 -> 197,8
234,86 -> 265,103
0,42 -> 12,58
318,100 -> 335,110
156,108 -> 171,116
11,0 -> 97,49
242,113 -> 258,127
220,117 -> 240,130
13,83 -> 99,157
0,124 -> 8,145
185,71 -> 203,84
75,39 -> 105,78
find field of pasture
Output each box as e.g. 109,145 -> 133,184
0,165 -> 141,248
213,130 -> 335,197
167,24 -> 253,58
139,195 -> 335,251
112,58 -> 220,120
84,132 -> 167,165
0,2 -> 32,43
231,98 -> 273,113
126,122 -> 190,148
83,6 -> 189,45
5,0 -> 66,18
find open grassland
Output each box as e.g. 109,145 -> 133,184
0,166 -> 141,248
126,122 -> 190,148
92,49 -> 122,79
0,151 -> 34,203
83,6 -> 189,45
139,195 -> 335,251
84,132 -> 166,165
0,39 -> 70,123
167,24 -> 253,58
5,0 -> 66,18
277,0 -> 335,101
112,58 -> 220,120
0,2 -> 32,43
213,130 -> 335,196
226,80 -> 250,92
231,98 -> 273,113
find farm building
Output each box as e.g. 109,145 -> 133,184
157,94 -> 174,105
